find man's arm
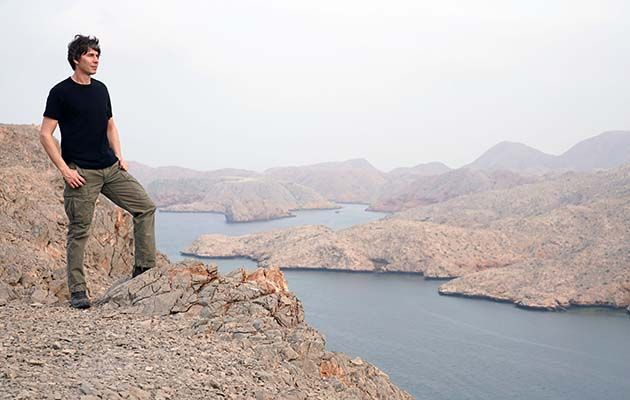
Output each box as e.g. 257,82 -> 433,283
39,117 -> 86,188
106,117 -> 128,171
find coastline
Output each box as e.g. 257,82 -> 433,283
178,251 -> 630,314
159,203 -> 347,224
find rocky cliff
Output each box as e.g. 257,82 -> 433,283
0,123 -> 412,399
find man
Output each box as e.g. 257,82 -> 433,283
40,35 -> 156,309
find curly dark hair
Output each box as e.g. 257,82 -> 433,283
67,34 -> 101,70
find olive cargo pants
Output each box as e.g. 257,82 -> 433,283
64,161 -> 156,293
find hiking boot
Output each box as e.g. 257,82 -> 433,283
132,266 -> 151,278
70,291 -> 91,309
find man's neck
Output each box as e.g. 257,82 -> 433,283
71,71 -> 92,85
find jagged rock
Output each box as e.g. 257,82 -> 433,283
100,262 -> 305,336
0,263 -> 413,399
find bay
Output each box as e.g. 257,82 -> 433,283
155,204 -> 630,400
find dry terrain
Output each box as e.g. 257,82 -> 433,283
0,123 -> 413,399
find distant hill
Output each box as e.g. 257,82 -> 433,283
556,131 -> 630,171
126,162 -> 336,222
392,164 -> 630,227
466,131 -> 630,174
127,161 -> 256,187
148,176 -> 337,222
387,162 -> 451,178
265,158 -> 387,204
369,168 -> 537,212
465,141 -> 556,173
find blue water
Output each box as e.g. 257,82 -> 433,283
155,204 -> 630,400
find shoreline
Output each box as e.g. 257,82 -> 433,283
438,290 -> 630,313
177,252 -> 630,314
159,203 -> 349,224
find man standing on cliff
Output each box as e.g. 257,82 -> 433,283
39,35 -> 156,309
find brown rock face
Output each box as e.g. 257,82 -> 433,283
99,262 -> 305,332
438,198 -> 630,310
0,124 -> 140,304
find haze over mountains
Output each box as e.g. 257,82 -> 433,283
129,130 -> 630,219
466,131 -> 630,173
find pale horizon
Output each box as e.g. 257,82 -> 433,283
1,1 -> 629,172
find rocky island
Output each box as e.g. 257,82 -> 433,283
148,175 -> 339,223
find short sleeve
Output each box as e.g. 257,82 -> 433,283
106,88 -> 113,119
43,88 -> 62,120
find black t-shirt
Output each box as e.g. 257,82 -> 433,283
43,77 -> 118,169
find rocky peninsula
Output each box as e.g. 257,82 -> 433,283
185,165 -> 630,311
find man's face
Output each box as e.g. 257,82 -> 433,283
74,47 -> 99,75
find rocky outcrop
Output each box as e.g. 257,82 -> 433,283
149,176 -> 338,222
0,262 -> 413,399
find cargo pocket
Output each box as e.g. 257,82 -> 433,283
63,196 -> 76,221
63,197 -> 94,226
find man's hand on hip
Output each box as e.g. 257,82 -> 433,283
118,158 -> 129,171
62,168 -> 86,188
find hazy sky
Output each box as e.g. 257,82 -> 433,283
1,1 -> 629,172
